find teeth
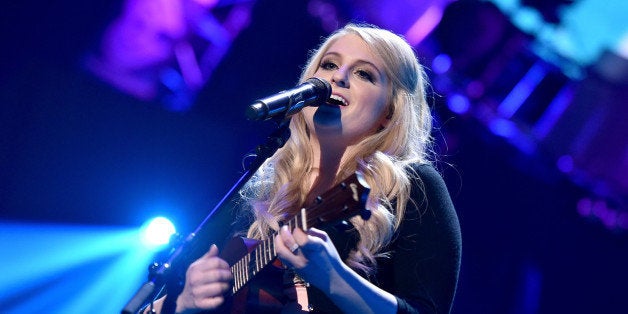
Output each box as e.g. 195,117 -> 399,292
329,94 -> 348,106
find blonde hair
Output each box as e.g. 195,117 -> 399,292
241,24 -> 433,274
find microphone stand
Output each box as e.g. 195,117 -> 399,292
121,118 -> 291,314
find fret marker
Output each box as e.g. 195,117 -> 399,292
350,183 -> 358,201
301,208 -> 308,230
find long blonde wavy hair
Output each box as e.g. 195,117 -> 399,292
241,24 -> 433,275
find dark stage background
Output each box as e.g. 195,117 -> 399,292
1,0 -> 627,313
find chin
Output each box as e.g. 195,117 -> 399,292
310,105 -> 339,125
312,105 -> 341,123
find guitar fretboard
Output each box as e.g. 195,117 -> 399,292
228,173 -> 369,295
231,208 -> 309,294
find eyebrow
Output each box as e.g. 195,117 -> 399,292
322,51 -> 385,78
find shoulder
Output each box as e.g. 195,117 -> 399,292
408,163 -> 443,185
400,163 -> 459,236
406,163 -> 452,209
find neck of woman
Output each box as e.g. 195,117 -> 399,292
306,136 -> 354,205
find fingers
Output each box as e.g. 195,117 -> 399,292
293,227 -> 328,254
275,226 -> 296,256
192,295 -> 226,310
187,280 -> 232,299
275,226 -> 303,269
186,245 -> 233,290
201,244 -> 219,259
187,265 -> 233,286
282,226 -> 327,244
275,226 -> 333,270
191,245 -> 231,272
305,227 -> 329,241
177,281 -> 228,312
177,245 -> 233,312
280,225 -> 300,254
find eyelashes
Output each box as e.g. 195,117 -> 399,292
355,69 -> 374,82
319,60 -> 376,83
320,60 -> 338,71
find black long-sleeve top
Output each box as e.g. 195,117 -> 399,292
230,163 -> 462,314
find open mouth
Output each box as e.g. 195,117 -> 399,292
326,94 -> 348,106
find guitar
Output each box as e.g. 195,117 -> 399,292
219,171 -> 371,308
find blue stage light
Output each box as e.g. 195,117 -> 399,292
141,217 -> 176,247
0,221 -> 155,313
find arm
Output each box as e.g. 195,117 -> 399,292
385,164 -> 462,313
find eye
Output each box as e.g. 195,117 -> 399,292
355,69 -> 374,82
320,60 -> 338,71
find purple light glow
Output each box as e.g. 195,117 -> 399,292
175,42 -> 204,89
465,80 -> 485,99
488,118 -> 517,138
432,54 -> 452,74
618,212 -> 628,229
86,0 -> 254,110
578,197 -> 628,231
601,210 -> 618,229
192,0 -> 219,7
308,0 -> 340,33
556,155 -> 574,173
592,200 -> 607,218
577,198 -> 593,217
405,4 -> 446,46
447,93 -> 470,114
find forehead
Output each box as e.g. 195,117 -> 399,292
324,34 -> 385,69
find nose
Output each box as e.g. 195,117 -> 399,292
331,67 -> 349,88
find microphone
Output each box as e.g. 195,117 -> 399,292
246,77 -> 331,121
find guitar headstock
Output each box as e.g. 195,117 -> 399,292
302,171 -> 371,228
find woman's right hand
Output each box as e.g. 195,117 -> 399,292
175,244 -> 233,314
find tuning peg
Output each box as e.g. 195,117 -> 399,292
360,208 -> 371,221
334,220 -> 352,231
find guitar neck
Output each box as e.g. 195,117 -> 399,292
229,172 -> 370,295
230,210 -> 308,294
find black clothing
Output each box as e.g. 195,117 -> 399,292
232,163 -> 461,314
376,163 -> 461,314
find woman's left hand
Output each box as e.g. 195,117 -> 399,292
274,225 -> 343,291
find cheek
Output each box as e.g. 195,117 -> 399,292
373,87 -> 392,121
362,93 -> 389,124
346,102 -> 387,135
